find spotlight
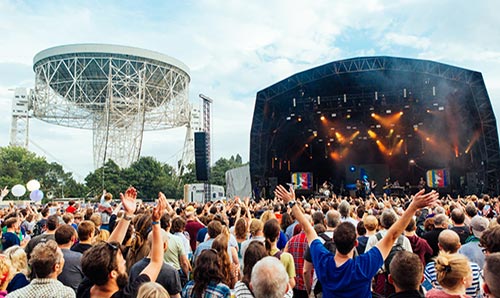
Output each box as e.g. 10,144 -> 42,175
297,116 -> 302,122
286,116 -> 291,121
305,144 -> 309,148
386,110 -> 391,114
320,115 -> 325,121
371,113 -> 375,117
399,111 -> 403,115
409,159 -> 416,166
349,165 -> 356,172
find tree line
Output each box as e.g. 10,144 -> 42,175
0,146 -> 245,202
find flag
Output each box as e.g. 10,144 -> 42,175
426,169 -> 449,188
291,172 -> 313,190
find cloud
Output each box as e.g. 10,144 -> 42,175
1,0 -> 500,182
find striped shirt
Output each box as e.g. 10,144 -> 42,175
423,259 -> 481,298
234,281 -> 253,298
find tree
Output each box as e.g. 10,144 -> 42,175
84,160 -> 128,201
123,156 -> 178,201
210,154 -> 246,188
0,146 -> 87,200
179,163 -> 197,185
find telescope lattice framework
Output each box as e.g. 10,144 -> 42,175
32,44 -> 191,169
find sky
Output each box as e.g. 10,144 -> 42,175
1,0 -> 500,182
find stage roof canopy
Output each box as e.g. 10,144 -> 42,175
250,56 -> 500,195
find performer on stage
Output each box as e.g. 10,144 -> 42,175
320,181 -> 332,197
418,177 -> 426,190
363,177 -> 371,197
370,179 -> 377,194
383,178 -> 392,196
355,179 -> 365,198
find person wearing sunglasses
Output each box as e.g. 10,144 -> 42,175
78,187 -> 167,298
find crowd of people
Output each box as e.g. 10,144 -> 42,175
0,184 -> 499,298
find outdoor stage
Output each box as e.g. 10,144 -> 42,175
250,56 -> 500,199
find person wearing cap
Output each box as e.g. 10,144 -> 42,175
459,216 -> 490,269
184,205 -> 204,252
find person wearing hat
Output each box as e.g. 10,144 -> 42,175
184,205 -> 204,252
459,216 -> 490,269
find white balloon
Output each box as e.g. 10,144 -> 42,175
26,179 -> 41,191
30,190 -> 44,202
11,184 -> 26,197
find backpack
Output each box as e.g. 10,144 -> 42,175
313,233 -> 338,296
273,250 -> 283,260
319,233 -> 337,254
32,219 -> 47,237
375,232 -> 405,274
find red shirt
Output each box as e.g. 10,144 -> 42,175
66,205 -> 77,214
185,219 -> 204,252
287,232 -> 308,290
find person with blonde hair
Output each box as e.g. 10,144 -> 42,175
240,219 -> 265,266
260,210 -> 276,224
137,281 -> 170,298
3,246 -> 29,292
425,252 -> 472,298
0,254 -> 12,298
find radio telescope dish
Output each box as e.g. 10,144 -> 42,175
32,44 -> 191,168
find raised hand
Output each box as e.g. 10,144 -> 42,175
120,187 -> 137,216
1,186 -> 9,198
409,189 -> 439,210
274,184 -> 295,204
152,192 -> 167,222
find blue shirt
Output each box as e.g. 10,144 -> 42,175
285,221 -> 298,240
310,238 -> 383,298
1,231 -> 20,251
193,238 -> 214,262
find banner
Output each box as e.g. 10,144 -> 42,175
426,169 -> 449,188
291,172 -> 313,190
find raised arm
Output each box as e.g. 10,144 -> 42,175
275,185 -> 318,246
108,187 -> 137,243
0,186 -> 9,201
376,189 -> 438,259
140,192 -> 167,281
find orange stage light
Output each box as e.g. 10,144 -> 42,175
465,131 -> 481,154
